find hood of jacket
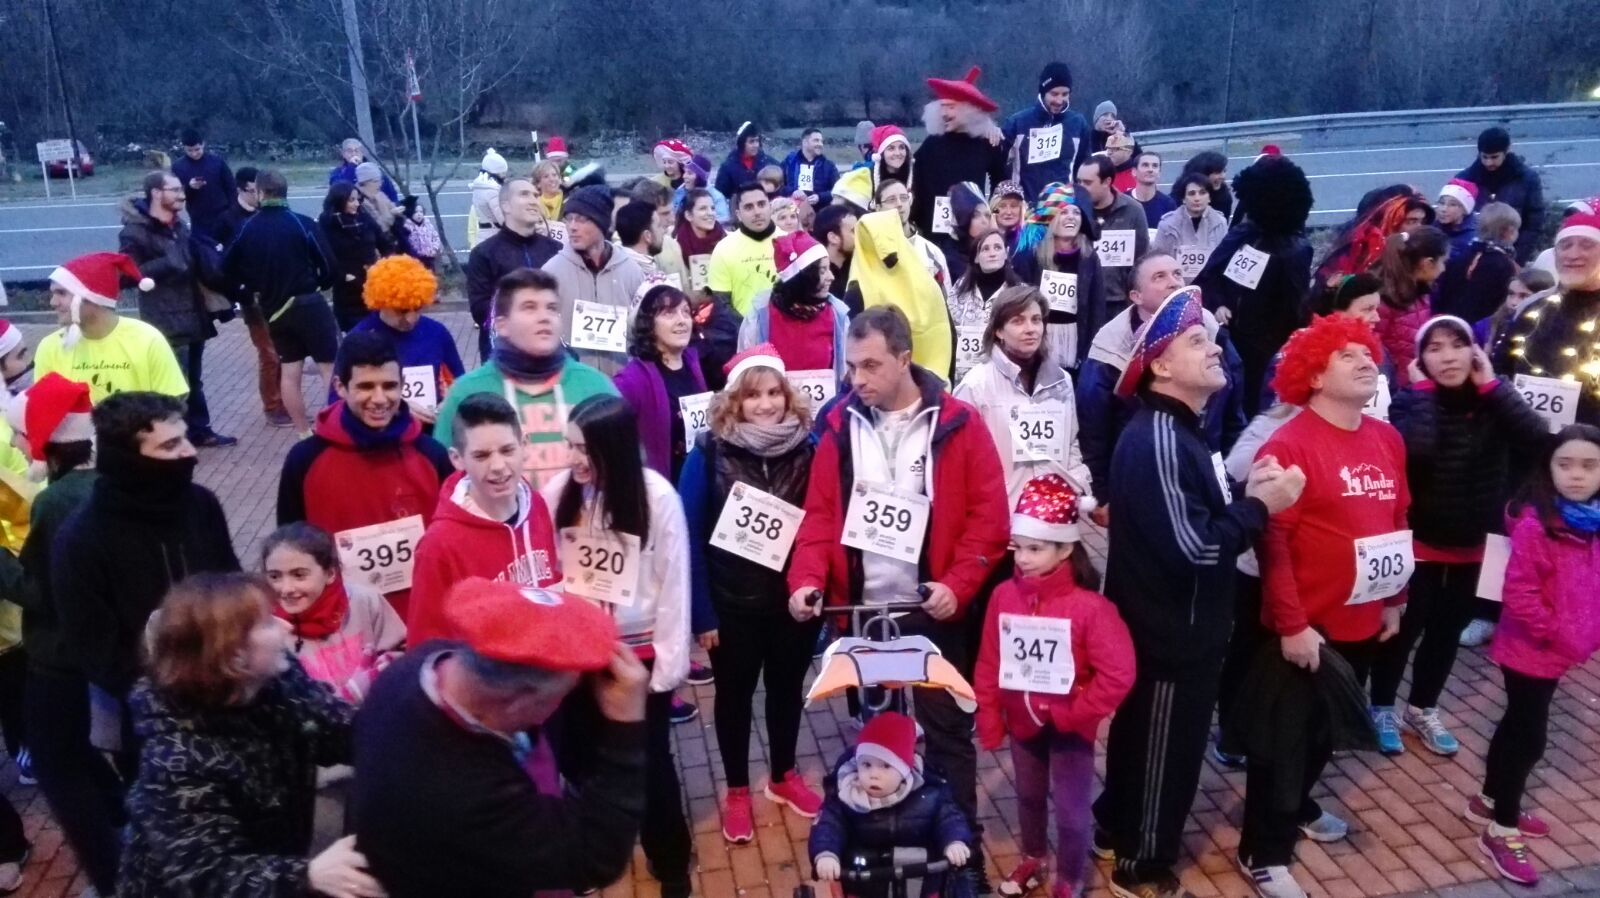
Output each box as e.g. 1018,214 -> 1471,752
552,240 -> 632,276
120,195 -> 179,235
430,469 -> 535,531
313,400 -> 422,451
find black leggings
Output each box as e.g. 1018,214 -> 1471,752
1216,573 -> 1266,732
1483,666 -> 1561,828
1370,560 -> 1478,709
25,667 -> 125,894
708,612 -> 820,789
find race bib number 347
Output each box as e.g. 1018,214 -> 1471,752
998,614 -> 1074,695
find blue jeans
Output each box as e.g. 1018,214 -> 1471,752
175,340 -> 212,435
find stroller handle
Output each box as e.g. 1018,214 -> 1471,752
839,858 -> 952,882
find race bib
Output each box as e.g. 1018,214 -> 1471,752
559,528 -> 642,606
1008,403 -> 1067,464
841,482 -> 931,562
710,482 -> 806,572
1475,534 -> 1512,602
1040,270 -> 1079,314
546,221 -> 568,245
797,164 -> 815,193
1362,374 -> 1392,422
1096,230 -> 1135,268
787,369 -> 837,409
570,300 -> 625,353
1514,374 -> 1579,432
1348,529 -> 1414,606
401,364 -> 438,412
1211,451 -> 1232,502
680,391 -> 713,440
1028,124 -> 1063,163
954,325 -> 986,380
1223,244 -> 1270,290
689,254 -> 712,292
1178,246 -> 1210,280
933,196 -> 955,236
336,516 -> 425,594
998,614 -> 1074,695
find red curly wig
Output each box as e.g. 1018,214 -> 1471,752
363,255 -> 438,311
1271,314 -> 1383,407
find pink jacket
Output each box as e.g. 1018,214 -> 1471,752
974,564 -> 1136,750
1376,297 -> 1432,388
1490,508 -> 1600,680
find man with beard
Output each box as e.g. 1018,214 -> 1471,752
913,67 -> 1010,267
709,183 -> 784,317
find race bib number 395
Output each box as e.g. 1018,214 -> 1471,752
336,516 -> 425,594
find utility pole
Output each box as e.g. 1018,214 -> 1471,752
341,0 -> 376,149
41,0 -> 82,168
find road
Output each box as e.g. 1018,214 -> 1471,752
3,119 -> 1599,283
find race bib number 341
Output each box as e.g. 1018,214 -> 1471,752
1096,230 -> 1135,268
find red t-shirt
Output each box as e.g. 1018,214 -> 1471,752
1257,408 -> 1411,642
767,304 -> 835,372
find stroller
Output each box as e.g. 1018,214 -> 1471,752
795,592 -> 980,898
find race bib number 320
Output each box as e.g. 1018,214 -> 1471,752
710,482 -> 806,571
998,614 -> 1074,695
841,482 -> 930,562
560,528 -> 642,606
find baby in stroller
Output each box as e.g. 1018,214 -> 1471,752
808,711 -> 973,898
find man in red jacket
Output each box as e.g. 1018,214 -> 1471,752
277,330 -> 453,620
787,305 -> 1010,879
408,392 -> 561,645
1242,314 -> 1411,898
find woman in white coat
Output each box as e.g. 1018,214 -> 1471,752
1152,171 -> 1230,282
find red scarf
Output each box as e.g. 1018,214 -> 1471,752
274,579 -> 350,641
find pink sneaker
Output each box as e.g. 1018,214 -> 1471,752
764,771 -> 823,818
998,855 -> 1045,897
1464,795 -> 1551,839
722,788 -> 754,843
1480,831 -> 1539,885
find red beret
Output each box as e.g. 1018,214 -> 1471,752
442,578 -> 617,672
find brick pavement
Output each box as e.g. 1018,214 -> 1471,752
6,311 -> 1600,898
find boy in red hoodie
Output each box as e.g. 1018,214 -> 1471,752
975,474 -> 1135,898
1242,315 -> 1411,898
407,393 -> 561,645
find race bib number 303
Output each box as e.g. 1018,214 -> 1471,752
710,482 -> 806,571
1028,124 -> 1063,163
998,614 -> 1074,695
1348,529 -> 1414,606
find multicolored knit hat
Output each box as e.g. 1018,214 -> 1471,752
1014,182 -> 1078,258
1114,286 -> 1206,399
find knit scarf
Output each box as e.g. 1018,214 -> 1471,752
722,414 -> 809,457
834,756 -> 923,814
493,342 -> 567,381
676,223 -> 725,259
1000,344 -> 1044,393
273,579 -> 349,642
738,221 -> 777,242
1557,498 -> 1600,535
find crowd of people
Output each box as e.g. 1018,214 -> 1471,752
0,59 -> 1592,898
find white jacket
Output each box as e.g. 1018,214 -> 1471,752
1150,207 -> 1229,276
539,468 -> 691,693
954,348 -> 1090,505
469,172 -> 504,246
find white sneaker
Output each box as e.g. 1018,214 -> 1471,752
1239,856 -> 1307,898
1459,619 -> 1496,647
1298,810 -> 1350,842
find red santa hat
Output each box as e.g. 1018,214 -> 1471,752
1557,210 -> 1600,245
5,372 -> 94,464
773,231 -> 828,284
653,139 -> 693,167
926,66 -> 998,113
855,711 -> 919,781
1011,472 -> 1095,544
545,136 -> 569,160
723,342 -> 785,387
0,320 -> 21,361
1438,178 -> 1479,216
50,252 -> 151,349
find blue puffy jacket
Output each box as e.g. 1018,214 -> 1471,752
1001,103 -> 1094,204
781,151 -> 841,206
808,751 -> 973,880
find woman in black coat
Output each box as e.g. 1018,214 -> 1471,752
319,182 -> 391,332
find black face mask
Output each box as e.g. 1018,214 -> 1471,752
96,442 -> 199,514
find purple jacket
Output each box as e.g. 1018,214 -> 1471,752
1490,508 -> 1600,680
613,350 -> 706,478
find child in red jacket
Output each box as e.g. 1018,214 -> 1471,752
975,474 -> 1136,898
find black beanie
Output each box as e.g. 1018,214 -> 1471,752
949,182 -> 986,235
1478,126 -> 1511,155
735,121 -> 761,148
1038,62 -> 1073,97
565,185 -> 614,234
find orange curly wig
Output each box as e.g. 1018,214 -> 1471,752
363,255 -> 438,311
1271,314 -> 1383,407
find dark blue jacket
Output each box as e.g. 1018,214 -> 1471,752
781,151 -> 840,207
1104,392 -> 1268,676
170,152 -> 237,238
1441,215 -> 1478,264
1456,154 -> 1544,263
714,150 -> 781,200
808,752 -> 973,873
1001,103 -> 1094,204
222,205 -> 337,316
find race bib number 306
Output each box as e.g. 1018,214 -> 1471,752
998,614 -> 1074,695
1040,270 -> 1078,314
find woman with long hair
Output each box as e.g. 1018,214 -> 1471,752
677,345 -> 822,844
531,159 -> 565,224
738,231 -> 850,384
540,395 -> 693,898
949,230 -> 1024,382
1374,225 -> 1450,386
1010,182 -> 1106,372
319,181 -> 390,332
614,284 -> 708,481
118,573 -> 381,898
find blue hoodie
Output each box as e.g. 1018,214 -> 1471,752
781,150 -> 841,206
1002,102 -> 1094,204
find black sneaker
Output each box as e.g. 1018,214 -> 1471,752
1109,869 -> 1191,898
1092,826 -> 1115,860
194,430 -> 238,448
685,661 -> 714,685
669,696 -> 699,724
265,410 -> 294,428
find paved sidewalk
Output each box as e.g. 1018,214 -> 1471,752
6,312 -> 1600,898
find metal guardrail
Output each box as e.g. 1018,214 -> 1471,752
1137,101 -> 1600,148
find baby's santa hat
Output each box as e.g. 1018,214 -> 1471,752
855,711 -> 918,781
0,320 -> 21,362
49,252 -> 150,349
1011,472 -> 1095,544
5,373 -> 93,475
1438,178 -> 1479,216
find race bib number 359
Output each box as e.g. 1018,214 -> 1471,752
841,482 -> 931,562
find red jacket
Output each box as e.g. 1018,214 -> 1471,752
975,564 -> 1136,749
276,402 -> 454,619
407,471 -> 562,645
787,367 -> 1010,616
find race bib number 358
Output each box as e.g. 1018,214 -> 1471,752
710,482 -> 806,571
